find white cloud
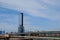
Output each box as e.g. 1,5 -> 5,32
0,0 -> 48,18
42,0 -> 60,5
0,0 -> 60,20
0,0 -> 60,32
0,13 -> 18,32
0,0 -> 60,29
0,23 -> 17,32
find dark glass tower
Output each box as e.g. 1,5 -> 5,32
18,13 -> 24,33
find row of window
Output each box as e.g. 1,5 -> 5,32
28,33 -> 60,37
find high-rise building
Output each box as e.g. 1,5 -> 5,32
18,13 -> 24,33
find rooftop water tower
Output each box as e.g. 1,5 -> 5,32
18,13 -> 24,33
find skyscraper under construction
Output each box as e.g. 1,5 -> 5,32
18,13 -> 24,33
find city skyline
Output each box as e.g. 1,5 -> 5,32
0,0 -> 60,32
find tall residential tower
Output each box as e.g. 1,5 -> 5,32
18,13 -> 24,33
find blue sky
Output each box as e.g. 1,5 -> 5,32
0,0 -> 60,32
